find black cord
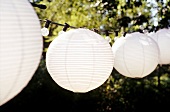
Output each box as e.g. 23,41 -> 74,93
40,19 -> 77,29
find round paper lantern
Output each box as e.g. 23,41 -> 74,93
46,28 -> 114,93
112,32 -> 159,78
0,0 -> 43,105
148,28 -> 170,65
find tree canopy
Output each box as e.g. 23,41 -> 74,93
1,0 -> 170,112
34,0 -> 170,111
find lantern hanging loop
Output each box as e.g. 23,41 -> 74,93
105,30 -> 109,36
44,19 -> 51,28
63,23 -> 70,32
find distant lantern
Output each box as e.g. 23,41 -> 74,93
112,32 -> 159,78
46,28 -> 114,93
0,0 -> 43,106
148,28 -> 170,65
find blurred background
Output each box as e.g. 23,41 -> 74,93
1,0 -> 170,112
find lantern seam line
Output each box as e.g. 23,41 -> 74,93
83,29 -> 95,92
123,39 -> 133,77
156,33 -> 161,65
3,1 -> 25,102
140,37 -> 145,78
65,33 -> 77,92
157,32 -> 162,64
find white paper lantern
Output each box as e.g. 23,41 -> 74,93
0,0 -> 43,105
46,28 -> 114,93
148,28 -> 170,65
112,32 -> 159,78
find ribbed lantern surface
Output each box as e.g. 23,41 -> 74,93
0,0 -> 43,105
46,28 -> 114,93
112,32 -> 159,78
148,28 -> 170,65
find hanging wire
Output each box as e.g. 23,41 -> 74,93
30,1 -> 117,36
31,1 -> 169,37
40,19 -> 77,29
40,19 -> 117,34
40,19 -> 119,39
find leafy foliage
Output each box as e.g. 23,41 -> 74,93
1,0 -> 170,112
34,0 -> 170,111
